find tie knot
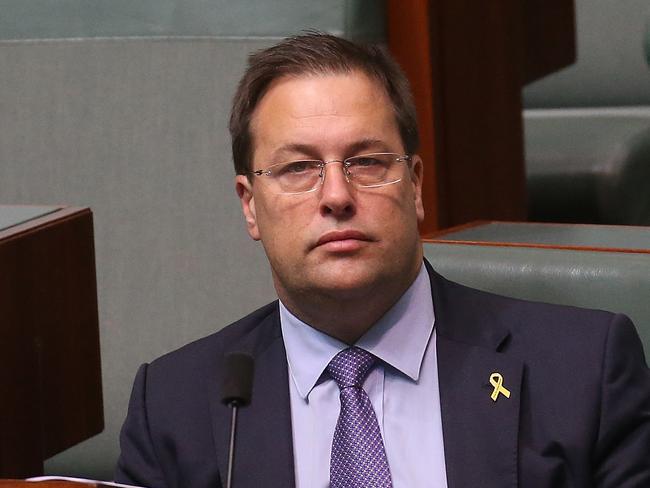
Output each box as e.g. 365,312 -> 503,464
327,347 -> 376,389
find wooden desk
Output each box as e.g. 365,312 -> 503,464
0,206 -> 103,477
0,482 -> 99,488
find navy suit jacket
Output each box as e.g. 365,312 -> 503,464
115,262 -> 650,487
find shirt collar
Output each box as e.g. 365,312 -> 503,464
280,263 -> 435,399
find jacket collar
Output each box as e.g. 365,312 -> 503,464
425,259 -> 511,351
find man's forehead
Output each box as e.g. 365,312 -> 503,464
255,71 -> 389,115
249,73 -> 399,157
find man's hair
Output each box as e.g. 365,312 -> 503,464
229,31 -> 419,175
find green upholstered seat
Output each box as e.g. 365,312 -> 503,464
525,108 -> 650,225
522,2 -> 650,225
423,222 -> 650,361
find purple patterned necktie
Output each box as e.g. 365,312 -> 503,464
328,347 -> 393,487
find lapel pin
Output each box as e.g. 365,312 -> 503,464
489,372 -> 511,402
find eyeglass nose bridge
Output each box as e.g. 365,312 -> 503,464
317,159 -> 352,185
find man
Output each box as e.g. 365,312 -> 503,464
115,33 -> 650,487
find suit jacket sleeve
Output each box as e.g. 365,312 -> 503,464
115,363 -> 167,488
594,313 -> 650,486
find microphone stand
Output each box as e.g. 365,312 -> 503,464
225,400 -> 241,488
221,352 -> 254,488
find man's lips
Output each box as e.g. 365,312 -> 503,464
314,230 -> 372,251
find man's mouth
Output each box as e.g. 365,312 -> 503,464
314,230 -> 372,252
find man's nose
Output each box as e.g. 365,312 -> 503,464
318,161 -> 356,217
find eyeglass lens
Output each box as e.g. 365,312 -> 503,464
269,153 -> 406,194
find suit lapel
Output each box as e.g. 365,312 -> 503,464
427,262 -> 522,488
210,306 -> 295,488
438,336 -> 522,488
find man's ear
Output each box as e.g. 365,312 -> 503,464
410,155 -> 425,224
235,175 -> 261,241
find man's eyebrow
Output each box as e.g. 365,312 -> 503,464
347,139 -> 390,155
271,144 -> 318,160
271,139 -> 391,161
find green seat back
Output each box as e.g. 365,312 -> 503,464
424,222 -> 650,361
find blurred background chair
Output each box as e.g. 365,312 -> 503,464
523,0 -> 650,225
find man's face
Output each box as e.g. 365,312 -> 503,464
236,72 -> 424,305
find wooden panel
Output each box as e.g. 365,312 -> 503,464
522,0 -> 576,84
388,0 -> 528,229
428,0 -> 528,227
388,0 -> 577,230
387,0 -> 439,234
0,207 -> 103,478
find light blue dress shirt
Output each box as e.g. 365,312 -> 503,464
280,263 -> 448,488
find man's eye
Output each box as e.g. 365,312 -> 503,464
350,157 -> 382,167
282,161 -> 316,174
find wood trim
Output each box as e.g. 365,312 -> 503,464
424,220 -> 650,238
422,238 -> 650,255
0,206 -> 81,242
0,482 -> 99,487
421,220 -> 488,240
421,220 -> 650,254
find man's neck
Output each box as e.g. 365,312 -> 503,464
282,298 -> 390,344
275,263 -> 422,344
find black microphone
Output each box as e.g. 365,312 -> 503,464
221,352 -> 254,488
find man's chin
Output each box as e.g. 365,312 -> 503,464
304,266 -> 389,299
272,253 -> 417,303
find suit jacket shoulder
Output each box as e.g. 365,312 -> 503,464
115,300 -> 295,488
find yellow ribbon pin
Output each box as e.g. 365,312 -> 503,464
489,372 -> 511,402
